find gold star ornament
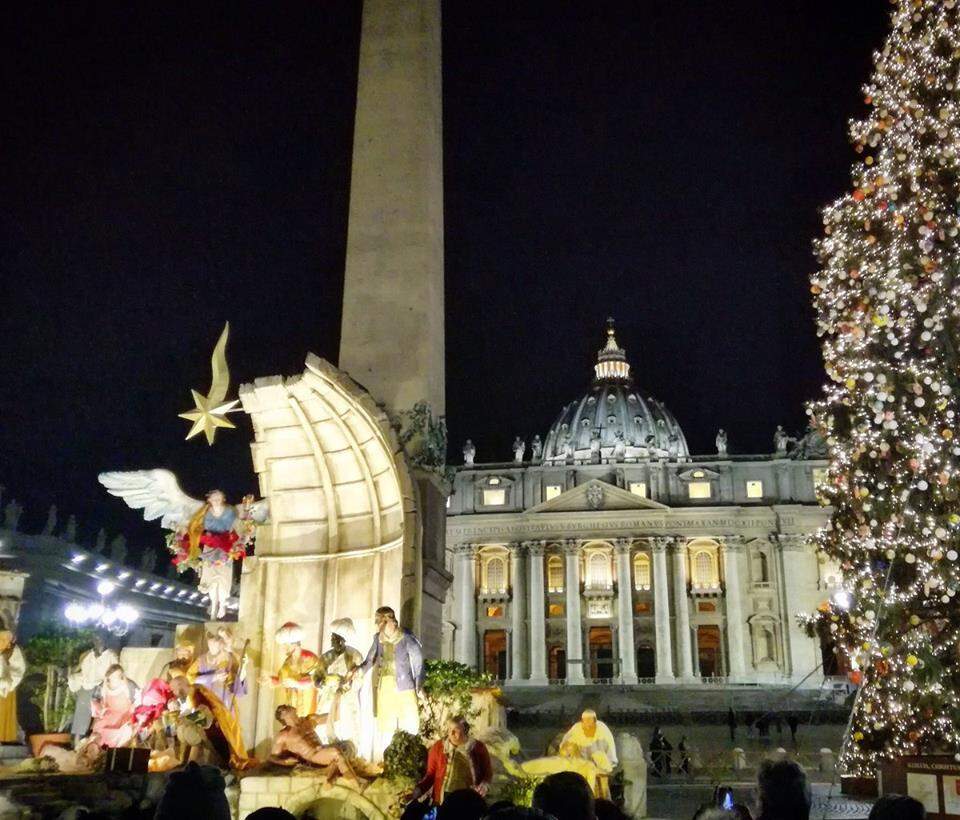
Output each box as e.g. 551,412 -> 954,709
179,322 -> 240,445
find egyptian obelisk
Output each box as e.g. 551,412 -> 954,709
339,0 -> 445,417
339,0 -> 450,652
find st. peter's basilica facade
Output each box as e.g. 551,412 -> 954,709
442,322 -> 838,689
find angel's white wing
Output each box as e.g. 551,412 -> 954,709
98,469 -> 203,531
247,499 -> 269,523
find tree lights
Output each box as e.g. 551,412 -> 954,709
808,0 -> 960,776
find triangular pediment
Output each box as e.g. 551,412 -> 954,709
526,478 -> 668,514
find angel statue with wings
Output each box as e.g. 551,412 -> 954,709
98,470 -> 268,619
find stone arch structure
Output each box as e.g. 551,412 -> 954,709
237,354 -> 421,752
288,784 -> 389,820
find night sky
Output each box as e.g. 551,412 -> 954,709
1,2 -> 890,559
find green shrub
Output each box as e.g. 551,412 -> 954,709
419,659 -> 491,740
498,774 -> 541,807
22,623 -> 95,732
382,730 -> 427,780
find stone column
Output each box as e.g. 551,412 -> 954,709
775,534 -> 821,686
510,542 -> 526,682
454,544 -> 478,669
652,538 -> 675,682
721,537 -> 748,680
527,541 -> 548,684
672,539 -> 696,681
615,538 -> 638,684
564,540 -> 585,683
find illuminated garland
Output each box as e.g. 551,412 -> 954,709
808,0 -> 960,777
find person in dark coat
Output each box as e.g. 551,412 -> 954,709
677,735 -> 690,776
787,714 -> 799,747
727,708 -> 737,743
757,714 -> 770,747
661,732 -> 673,775
649,727 -> 665,777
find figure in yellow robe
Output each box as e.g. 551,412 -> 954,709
0,632 -> 24,743
264,622 -> 320,717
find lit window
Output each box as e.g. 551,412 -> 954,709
820,558 -> 841,588
692,470 -> 705,478
547,555 -> 564,593
812,468 -> 828,489
545,484 -> 563,501
688,481 -> 712,499
629,482 -> 647,498
485,557 -> 506,593
486,606 -> 503,617
746,480 -> 764,499
634,602 -> 650,614
587,552 -> 611,588
489,477 -> 500,485
548,603 -> 565,617
691,550 -> 718,589
483,489 -> 506,506
633,553 -> 651,591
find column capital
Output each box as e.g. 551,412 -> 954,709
614,538 -> 632,555
717,535 -> 745,553
562,539 -> 581,555
652,537 -> 674,554
454,542 -> 478,556
772,533 -> 808,552
509,541 -> 525,555
526,541 -> 546,557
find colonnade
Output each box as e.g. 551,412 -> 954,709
453,535 -> 764,684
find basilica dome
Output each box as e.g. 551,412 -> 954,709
542,320 -> 689,462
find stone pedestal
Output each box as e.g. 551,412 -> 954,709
414,472 -> 453,659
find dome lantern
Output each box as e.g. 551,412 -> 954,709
594,317 -> 631,383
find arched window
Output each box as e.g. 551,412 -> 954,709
691,550 -> 718,589
547,555 -> 564,593
485,557 -> 506,594
758,552 -> 769,583
633,553 -> 651,591
751,620 -> 778,665
761,627 -> 776,662
587,552 -> 611,588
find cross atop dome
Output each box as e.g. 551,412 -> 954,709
594,317 -> 631,383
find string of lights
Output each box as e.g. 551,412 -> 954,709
807,0 -> 960,776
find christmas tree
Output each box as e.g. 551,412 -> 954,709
810,0 -> 960,775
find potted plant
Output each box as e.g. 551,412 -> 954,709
22,623 -> 94,756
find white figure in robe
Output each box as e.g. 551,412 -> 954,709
98,470 -> 268,619
316,618 -> 363,748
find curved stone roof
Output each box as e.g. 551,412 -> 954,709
542,320 -> 689,462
